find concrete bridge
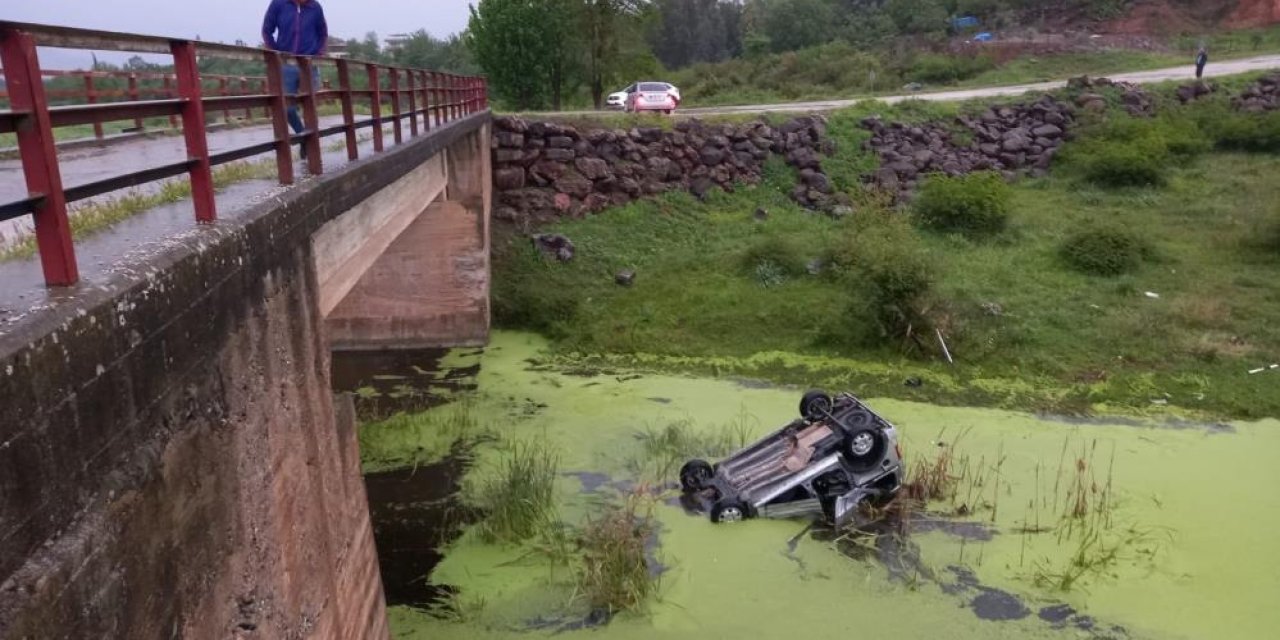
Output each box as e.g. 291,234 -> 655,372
0,22 -> 491,639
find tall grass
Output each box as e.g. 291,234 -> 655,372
574,493 -> 658,614
470,438 -> 561,544
628,411 -> 757,483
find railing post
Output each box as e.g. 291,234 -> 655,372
240,77 -> 251,122
260,79 -> 270,120
424,71 -> 435,132
128,73 -> 143,130
297,57 -> 322,175
170,40 -> 216,223
366,64 -> 383,153
263,51 -> 294,185
336,59 -> 357,161
389,68 -> 402,145
164,75 -> 178,129
453,75 -> 462,120
83,74 -> 104,139
433,72 -> 442,126
1,29 -> 78,286
406,70 -> 418,137
218,76 -> 230,124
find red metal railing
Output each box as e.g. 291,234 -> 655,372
0,20 -> 488,287
0,69 -> 275,138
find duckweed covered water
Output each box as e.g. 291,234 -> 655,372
356,332 -> 1280,640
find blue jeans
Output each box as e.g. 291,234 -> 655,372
283,64 -> 321,134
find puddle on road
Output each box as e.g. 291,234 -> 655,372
343,332 -> 1280,640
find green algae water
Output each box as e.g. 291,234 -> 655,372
354,332 -> 1280,640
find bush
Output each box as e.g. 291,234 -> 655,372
908,53 -> 996,85
1073,143 -> 1167,187
1199,108 -> 1280,153
1064,114 -> 1213,188
914,172 -> 1012,237
826,220 -> 937,345
1257,213 -> 1280,255
741,235 -> 808,286
1060,226 -> 1152,276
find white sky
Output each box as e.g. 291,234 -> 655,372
0,0 -> 473,69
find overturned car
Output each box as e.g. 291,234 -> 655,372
679,390 -> 904,527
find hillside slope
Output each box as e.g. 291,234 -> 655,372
1228,0 -> 1280,27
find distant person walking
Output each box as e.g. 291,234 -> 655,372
1195,47 -> 1208,80
262,0 -> 328,156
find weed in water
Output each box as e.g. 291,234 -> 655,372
427,588 -> 487,623
471,438 -> 561,544
629,413 -> 755,484
574,493 -> 658,615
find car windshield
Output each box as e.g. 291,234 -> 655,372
639,83 -> 667,92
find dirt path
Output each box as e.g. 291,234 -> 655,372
546,53 -> 1280,117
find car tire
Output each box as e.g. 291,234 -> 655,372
679,459 -> 714,493
843,429 -> 887,472
710,498 -> 750,524
800,390 -> 833,421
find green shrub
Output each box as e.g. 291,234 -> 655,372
1199,109 -> 1280,153
827,220 -> 937,345
741,235 -> 808,286
1060,226 -> 1152,276
1064,114 -> 1213,189
908,53 -> 996,85
914,172 -> 1012,237
1074,143 -> 1166,187
1257,212 -> 1280,254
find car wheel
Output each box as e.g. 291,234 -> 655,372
800,390 -> 833,421
679,459 -> 714,493
710,498 -> 750,524
843,429 -> 887,472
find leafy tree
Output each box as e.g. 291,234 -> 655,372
884,0 -> 949,34
578,0 -> 651,108
392,30 -> 479,75
468,0 -> 573,110
648,0 -> 744,69
758,0 -> 839,52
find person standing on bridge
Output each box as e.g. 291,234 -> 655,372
1195,47 -> 1209,80
262,0 -> 329,158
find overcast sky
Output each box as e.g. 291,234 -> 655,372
0,0 -> 473,68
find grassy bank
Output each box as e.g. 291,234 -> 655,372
493,91 -> 1280,420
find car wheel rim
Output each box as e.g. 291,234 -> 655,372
851,433 -> 875,457
720,507 -> 743,522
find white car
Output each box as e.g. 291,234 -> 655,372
607,82 -> 681,111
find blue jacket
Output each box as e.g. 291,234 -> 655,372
262,0 -> 328,56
